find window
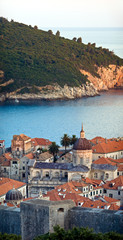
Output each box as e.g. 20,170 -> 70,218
58,208 -> 64,212
45,171 -> 49,177
103,189 -> 107,193
96,190 -> 98,194
105,173 -> 109,179
86,158 -> 89,164
15,171 -> 17,174
94,172 -> 98,178
13,161 -> 17,164
109,193 -> 113,198
23,166 -> 25,170
80,157 -> 83,164
93,191 -> 95,195
17,148 -> 19,151
100,190 -> 102,194
118,191 -> 120,195
90,192 -> 92,196
65,172 -> 68,178
23,173 -> 25,178
117,172 -> 119,176
4,168 -> 6,172
86,194 -> 88,197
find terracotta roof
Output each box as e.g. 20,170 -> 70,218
73,138 -> 92,150
4,153 -> 12,161
103,176 -> 123,190
44,183 -> 120,210
82,177 -> 103,186
93,157 -> 117,166
31,138 -> 52,147
25,152 -> 34,159
92,140 -> 123,154
0,140 -> 4,143
0,178 -> 26,197
118,165 -> 123,171
55,181 -> 82,194
13,134 -> 31,141
115,158 -> 123,164
90,137 -> 105,145
1,159 -> 11,166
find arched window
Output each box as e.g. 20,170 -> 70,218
45,171 -> 49,177
36,171 -> 40,177
64,172 -> 68,178
58,208 -> 64,212
94,172 -> 98,178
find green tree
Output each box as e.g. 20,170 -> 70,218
49,142 -> 59,162
61,134 -> 70,153
73,37 -> 77,41
56,30 -> 60,37
48,30 -> 53,35
77,37 -> 82,43
70,135 -> 77,145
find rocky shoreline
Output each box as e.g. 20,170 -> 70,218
0,64 -> 123,103
0,82 -> 99,103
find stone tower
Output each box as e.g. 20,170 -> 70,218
72,125 -> 92,169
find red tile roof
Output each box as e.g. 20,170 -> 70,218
92,140 -> 123,154
103,176 -> 123,190
31,138 -> 52,147
25,152 -> 34,159
0,140 -> 4,143
4,153 -> 13,161
93,157 -> 117,166
82,177 -> 103,186
1,159 -> 11,166
118,165 -> 123,171
90,137 -> 106,145
0,178 -> 26,197
44,185 -> 120,210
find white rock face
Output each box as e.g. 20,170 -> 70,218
7,82 -> 98,101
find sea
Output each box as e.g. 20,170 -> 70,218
0,28 -> 123,147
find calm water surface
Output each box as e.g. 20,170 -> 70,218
0,90 -> 123,147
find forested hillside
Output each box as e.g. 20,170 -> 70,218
0,17 -> 122,93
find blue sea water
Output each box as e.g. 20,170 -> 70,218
0,90 -> 123,147
0,28 -> 123,147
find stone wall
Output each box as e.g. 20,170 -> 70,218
0,200 -> 123,240
0,205 -> 21,235
20,199 -> 75,240
68,207 -> 123,234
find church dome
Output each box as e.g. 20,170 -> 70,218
73,138 -> 92,151
6,189 -> 23,201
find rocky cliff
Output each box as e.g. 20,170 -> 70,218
80,65 -> 123,91
0,65 -> 123,102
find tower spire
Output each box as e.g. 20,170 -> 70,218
80,123 -> 85,138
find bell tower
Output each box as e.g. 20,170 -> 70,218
80,123 -> 85,138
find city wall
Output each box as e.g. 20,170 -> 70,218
0,200 -> 123,240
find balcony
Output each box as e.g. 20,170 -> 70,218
28,176 -> 68,187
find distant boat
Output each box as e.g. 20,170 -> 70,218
15,98 -> 19,103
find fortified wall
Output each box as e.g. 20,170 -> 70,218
0,199 -> 123,240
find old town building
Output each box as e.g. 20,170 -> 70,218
11,134 -> 32,158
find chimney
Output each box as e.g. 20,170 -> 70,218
105,138 -> 107,143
